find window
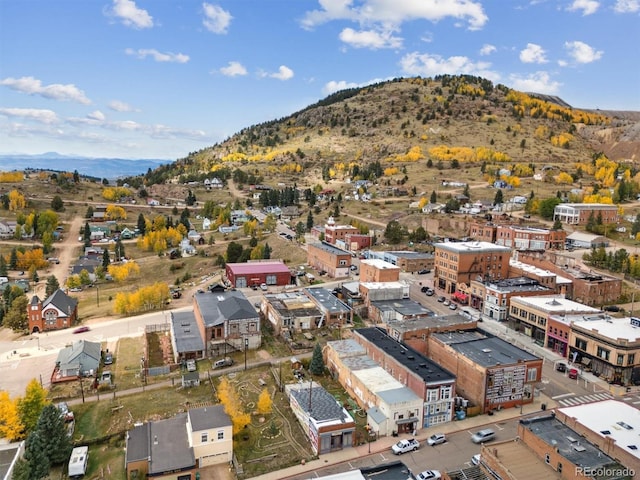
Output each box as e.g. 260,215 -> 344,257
629,354 -> 636,366
558,463 -> 563,473
440,386 -> 452,399
527,367 -> 538,382
265,274 -> 276,285
575,338 -> 587,350
201,433 -> 208,443
217,430 -> 224,440
427,389 -> 438,402
597,346 -> 610,361
545,453 -> 550,464
617,354 -> 624,366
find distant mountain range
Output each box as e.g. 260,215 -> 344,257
0,152 -> 172,179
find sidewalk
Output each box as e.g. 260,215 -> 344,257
251,393 -> 556,480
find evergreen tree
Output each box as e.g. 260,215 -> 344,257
83,222 -> 91,244
23,430 -> 49,479
0,255 -> 7,276
632,214 -> 640,236
306,211 -> 314,230
102,249 -> 110,268
9,248 -> 17,270
226,242 -> 243,263
430,191 -> 437,204
137,213 -> 146,235
263,243 -> 271,259
493,189 -> 504,206
552,219 -> 563,230
50,196 -> 64,212
34,404 -> 72,465
309,343 -> 325,375
84,206 -> 94,219
249,235 -> 258,248
45,276 -> 60,297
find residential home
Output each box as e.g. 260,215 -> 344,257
28,289 -> 78,333
262,291 -> 323,336
92,205 -> 107,222
125,405 -> 232,479
193,290 -> 261,357
0,219 -> 17,238
147,198 -> 160,206
52,340 -> 101,382
170,311 -> 205,363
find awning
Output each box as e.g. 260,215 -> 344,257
453,291 -> 468,301
396,418 -> 417,425
581,358 -> 592,366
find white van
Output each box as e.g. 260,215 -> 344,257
0,277 -> 8,284
68,445 -> 88,478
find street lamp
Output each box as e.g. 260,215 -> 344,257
244,338 -> 249,371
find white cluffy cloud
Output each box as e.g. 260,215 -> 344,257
0,76 -> 91,104
567,0 -> 600,15
479,44 -> 496,56
108,100 -> 137,112
339,28 -> 402,49
220,61 -> 247,77
202,3 -> 233,34
0,107 -> 58,124
614,0 -> 639,13
564,41 -> 603,63
301,0 -> 488,31
106,0 -> 154,29
509,72 -> 561,94
263,65 -> 294,81
519,43 -> 547,64
125,48 -> 189,63
399,52 -> 497,81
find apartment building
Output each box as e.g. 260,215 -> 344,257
553,203 -> 619,226
434,241 -> 511,295
495,225 -> 566,251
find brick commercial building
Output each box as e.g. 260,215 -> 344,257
495,225 -> 566,251
307,242 -> 352,278
359,259 -> 400,283
367,250 -> 434,273
434,241 -> 511,295
429,329 -> 542,414
225,260 -> 293,288
353,328 -> 457,428
553,203 -> 619,226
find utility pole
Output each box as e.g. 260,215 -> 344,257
244,338 -> 249,371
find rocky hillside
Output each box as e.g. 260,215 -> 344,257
142,75 -> 640,183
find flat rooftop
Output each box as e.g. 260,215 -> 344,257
361,259 -> 400,269
483,438 -> 563,480
310,242 -> 352,256
558,399 -> 640,461
520,413 -> 623,473
370,298 -> 434,317
434,241 -> 511,254
386,313 -> 474,333
510,295 -> 600,314
355,327 -> 455,385
306,287 -> 351,314
432,329 -> 540,367
572,316 -> 640,343
264,291 -> 322,318
485,276 -> 551,294
226,260 -> 291,274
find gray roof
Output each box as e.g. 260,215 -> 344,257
484,276 -> 551,294
290,383 -> 351,422
71,257 -> 101,275
370,298 -> 434,317
367,406 -> 387,424
188,405 -> 231,431
126,414 -> 195,474
355,328 -> 456,385
305,287 -> 351,315
56,340 -> 101,372
377,387 -> 421,405
42,288 -> 77,316
519,414 -> 623,473
194,290 -> 258,327
386,313 -> 476,334
309,241 -> 352,257
432,329 -> 540,367
171,311 -> 205,354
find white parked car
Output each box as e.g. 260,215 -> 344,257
415,470 -> 441,480
391,438 -> 420,454
471,454 -> 481,465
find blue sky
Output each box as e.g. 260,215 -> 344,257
0,0 -> 639,160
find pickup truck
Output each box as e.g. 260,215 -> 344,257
391,438 -> 420,454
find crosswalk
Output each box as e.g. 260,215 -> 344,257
556,392 -> 614,407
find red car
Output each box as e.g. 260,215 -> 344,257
568,368 -> 579,379
73,326 -> 90,334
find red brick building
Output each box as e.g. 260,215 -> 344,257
225,260 -> 293,288
307,242 -> 352,278
28,289 -> 78,333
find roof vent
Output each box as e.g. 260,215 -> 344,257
482,348 -> 492,353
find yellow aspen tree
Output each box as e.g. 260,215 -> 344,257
0,391 -> 24,441
257,388 -> 273,415
8,190 -> 25,211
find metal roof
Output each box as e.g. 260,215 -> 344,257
171,311 -> 205,353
